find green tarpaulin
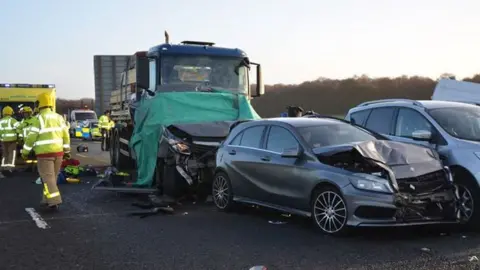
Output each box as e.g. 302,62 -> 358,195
129,90 -> 261,187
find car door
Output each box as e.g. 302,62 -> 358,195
224,125 -> 269,200
257,125 -> 313,210
391,108 -> 435,148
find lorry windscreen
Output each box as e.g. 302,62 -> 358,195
159,56 -> 248,94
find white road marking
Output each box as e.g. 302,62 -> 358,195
76,154 -> 87,158
24,208 -> 50,229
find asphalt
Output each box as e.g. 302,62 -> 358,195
1,140 -> 480,270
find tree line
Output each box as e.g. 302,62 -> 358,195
55,73 -> 480,117
250,73 -> 480,117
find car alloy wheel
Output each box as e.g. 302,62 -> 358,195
455,185 -> 474,222
212,174 -> 231,210
313,190 -> 347,234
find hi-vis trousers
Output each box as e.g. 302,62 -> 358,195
1,141 -> 17,169
37,156 -> 63,206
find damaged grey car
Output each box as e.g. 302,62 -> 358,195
213,117 -> 466,235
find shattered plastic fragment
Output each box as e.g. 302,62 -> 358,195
268,221 -> 286,225
281,213 -> 291,218
182,212 -> 188,215
421,247 -> 431,252
462,235 -> 467,239
249,266 -> 267,270
469,256 -> 478,262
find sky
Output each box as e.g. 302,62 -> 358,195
1,0 -> 479,99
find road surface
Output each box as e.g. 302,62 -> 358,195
1,140 -> 480,270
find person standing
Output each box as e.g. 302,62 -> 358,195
98,110 -> 111,151
21,93 -> 71,210
16,106 -> 37,169
0,106 -> 19,173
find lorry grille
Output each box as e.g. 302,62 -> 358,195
397,170 -> 447,194
190,143 -> 218,156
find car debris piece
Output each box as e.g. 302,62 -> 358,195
249,266 -> 267,270
469,256 -> 478,262
421,247 -> 431,253
268,221 -> 286,225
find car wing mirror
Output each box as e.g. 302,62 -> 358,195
412,130 -> 432,141
281,146 -> 303,158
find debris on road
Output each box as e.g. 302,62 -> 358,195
420,247 -> 431,253
268,220 -> 287,225
76,144 -> 89,152
249,266 -> 267,270
469,256 -> 479,262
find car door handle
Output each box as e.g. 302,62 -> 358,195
228,149 -> 236,155
261,156 -> 271,162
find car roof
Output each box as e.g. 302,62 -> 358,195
349,99 -> 479,113
255,117 -> 345,128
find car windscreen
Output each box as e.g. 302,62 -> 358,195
298,123 -> 377,148
74,112 -> 97,121
428,106 -> 480,142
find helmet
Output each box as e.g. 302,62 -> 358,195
37,92 -> 54,108
2,106 -> 13,116
22,106 -> 33,113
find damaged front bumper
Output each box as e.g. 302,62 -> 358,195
343,176 -> 462,227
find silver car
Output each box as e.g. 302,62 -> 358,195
345,99 -> 480,229
212,117 -> 460,235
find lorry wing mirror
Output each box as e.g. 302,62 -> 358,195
251,62 -> 265,97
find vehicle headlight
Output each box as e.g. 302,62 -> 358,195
350,173 -> 394,194
167,138 -> 191,155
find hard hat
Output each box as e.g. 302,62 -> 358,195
37,92 -> 54,108
22,106 -> 33,113
2,106 -> 13,116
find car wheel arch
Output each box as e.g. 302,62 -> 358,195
309,180 -> 343,205
450,165 -> 479,188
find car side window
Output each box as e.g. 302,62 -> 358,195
350,110 -> 371,125
266,126 -> 299,153
364,107 -> 395,134
229,132 -> 243,145
239,126 -> 265,148
395,108 -> 432,138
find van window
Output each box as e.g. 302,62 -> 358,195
364,107 -> 395,134
350,110 -> 371,125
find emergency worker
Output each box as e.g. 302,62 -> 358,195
0,106 -> 19,171
16,106 -> 37,166
98,110 -> 111,151
16,106 -> 35,141
21,93 -> 71,210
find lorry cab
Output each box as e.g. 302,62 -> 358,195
104,36 -> 265,199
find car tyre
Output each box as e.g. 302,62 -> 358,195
311,186 -> 350,236
212,172 -> 235,212
455,178 -> 479,230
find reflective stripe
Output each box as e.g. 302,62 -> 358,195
63,144 -> 70,148
30,127 -> 40,133
23,145 -> 32,151
2,134 -> 16,137
34,139 -> 63,146
39,127 -> 64,134
43,183 -> 60,199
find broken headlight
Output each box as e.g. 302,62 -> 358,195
163,129 -> 191,155
350,173 -> 394,194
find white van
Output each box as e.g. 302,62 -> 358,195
432,78 -> 480,105
69,109 -> 98,137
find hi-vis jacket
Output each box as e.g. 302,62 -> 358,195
0,116 -> 20,142
98,115 -> 111,130
22,108 -> 71,157
16,117 -> 36,140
